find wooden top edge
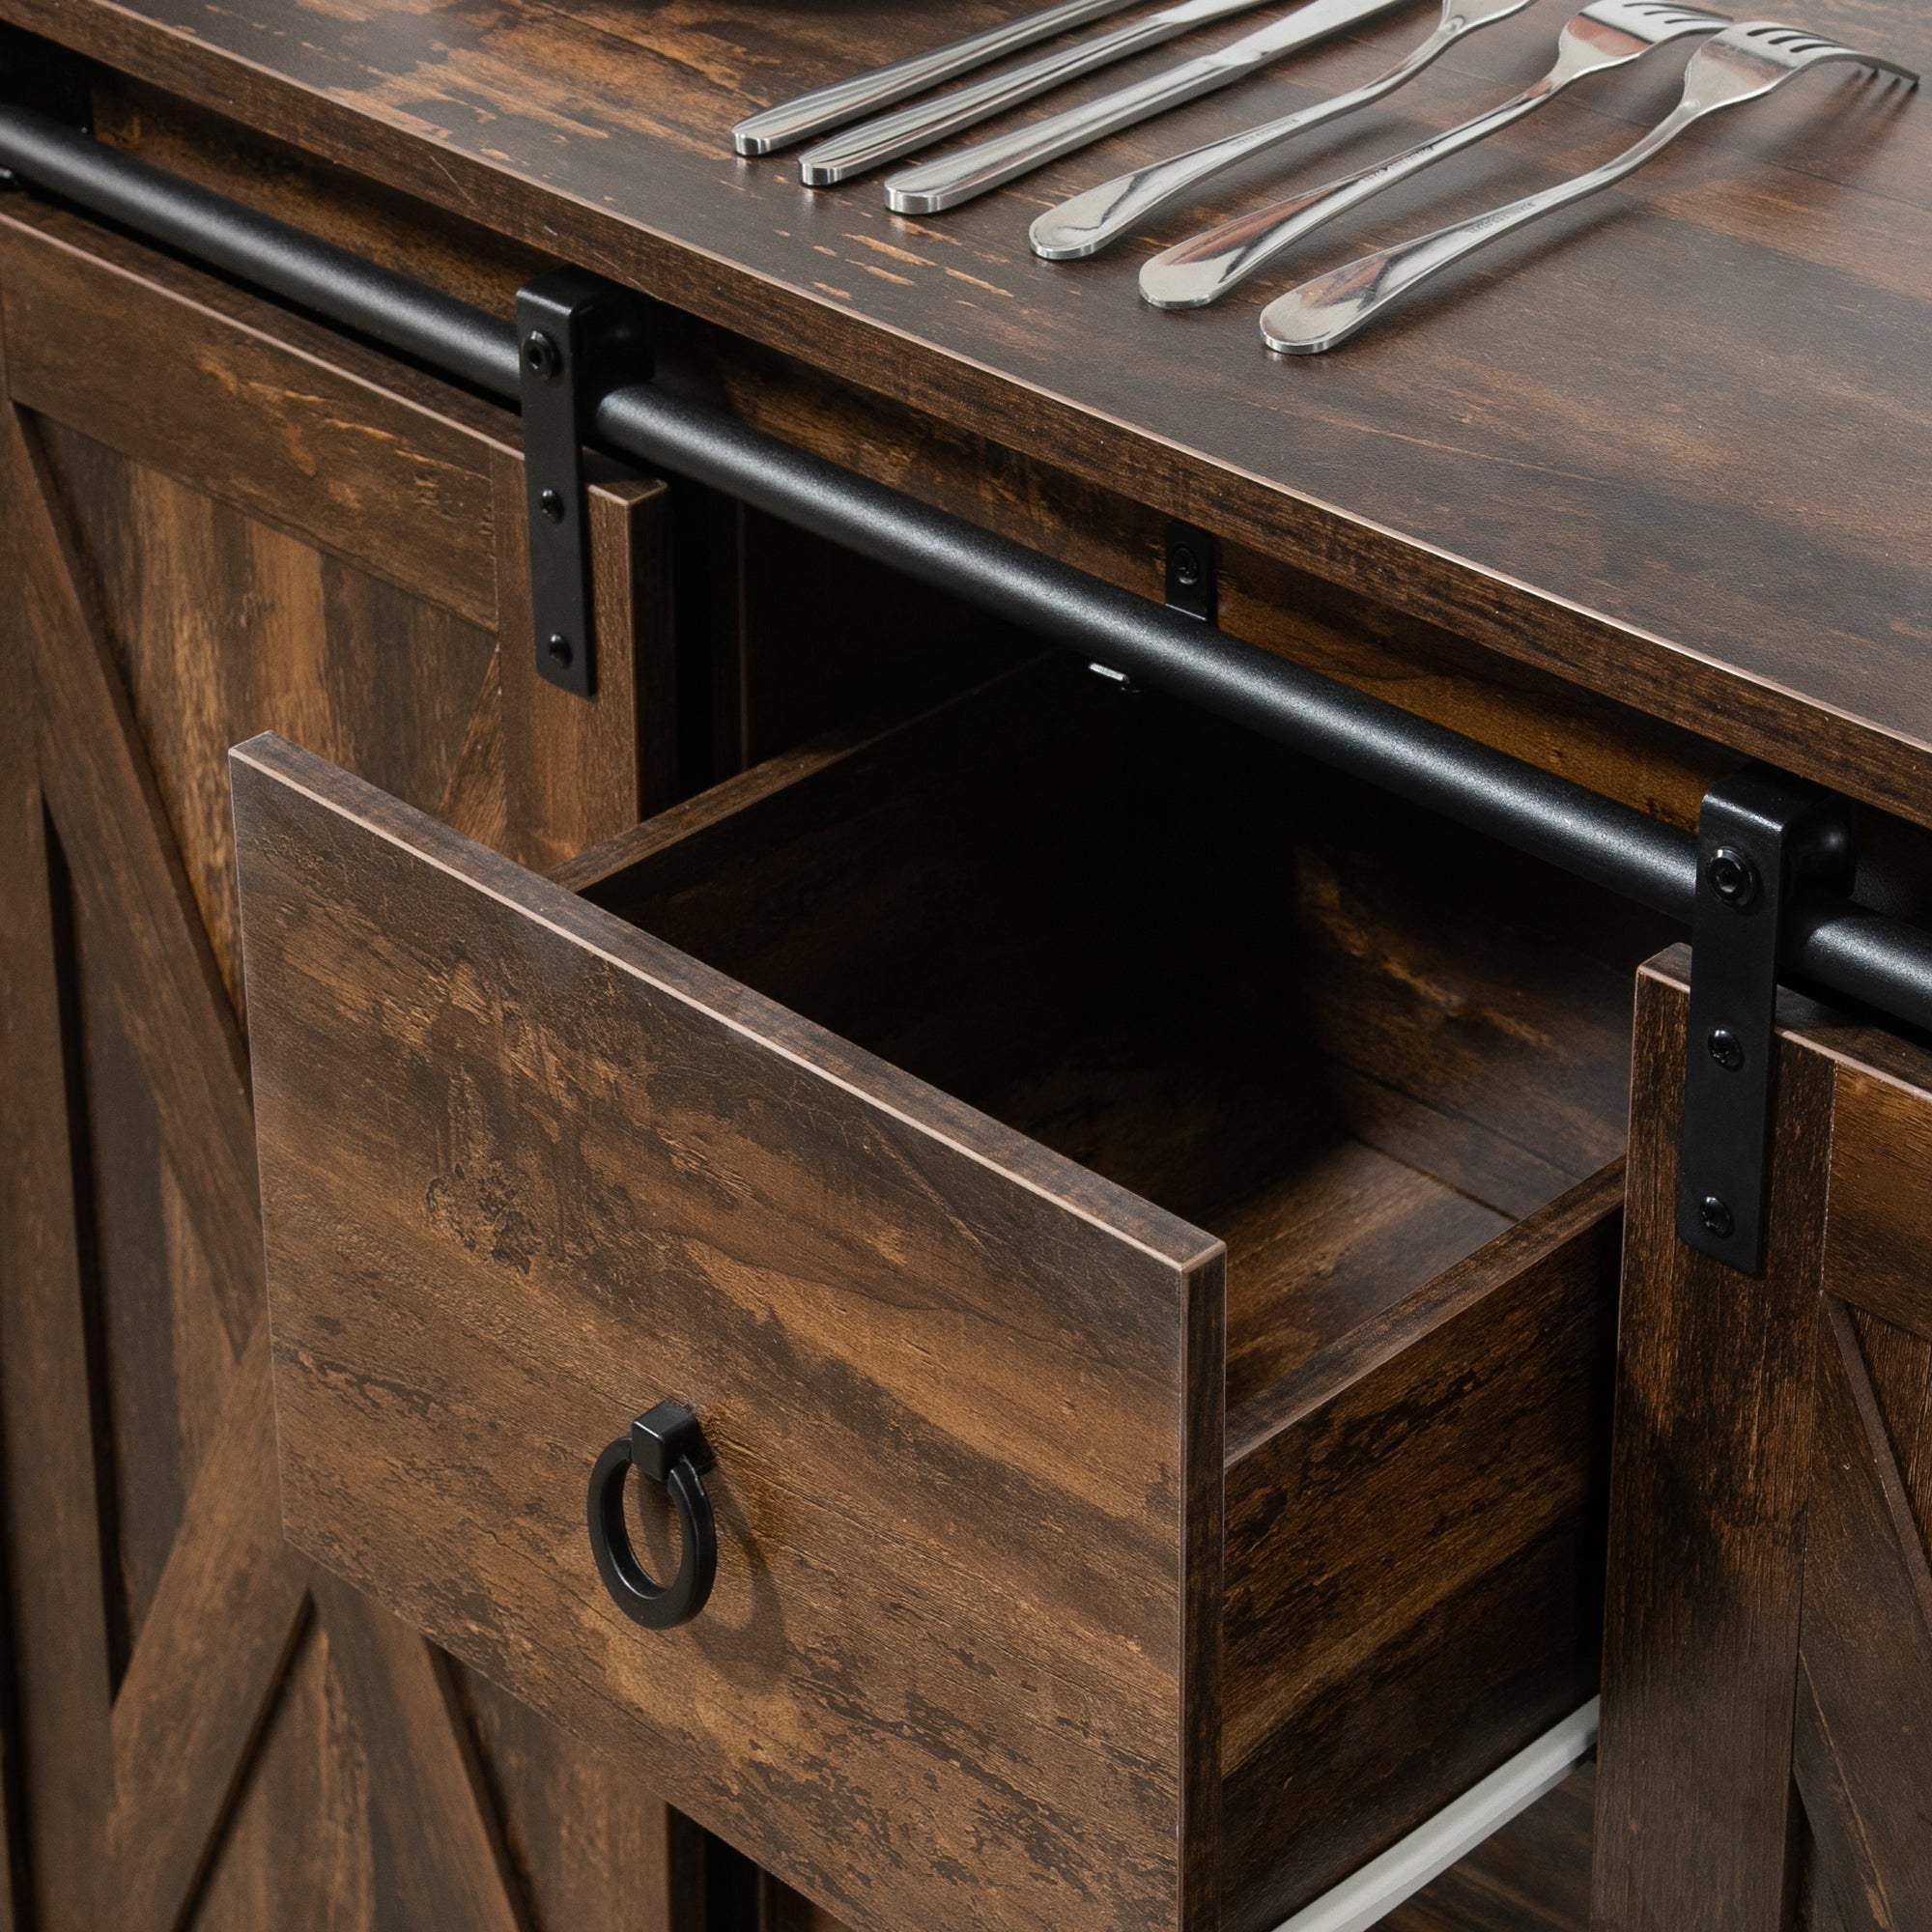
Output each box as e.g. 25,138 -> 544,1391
14,0 -> 1932,831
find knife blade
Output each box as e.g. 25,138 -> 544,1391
795,0 -> 1274,187
882,0 -> 1419,213
732,0 -> 1146,156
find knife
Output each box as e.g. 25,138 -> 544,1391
796,0 -> 1276,187
732,1 -> 1147,157
882,0 -> 1418,214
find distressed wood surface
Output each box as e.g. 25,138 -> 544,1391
1220,1171 -> 1618,1932
3,0 -> 1927,823
234,653 -> 1662,1930
1594,955 -> 1932,1932
0,204 -> 702,1932
233,727 -> 1225,1932
74,71 -> 1743,838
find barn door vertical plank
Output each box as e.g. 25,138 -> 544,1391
0,382 -> 115,1927
1593,954 -> 1834,1932
1790,1303 -> 1932,1931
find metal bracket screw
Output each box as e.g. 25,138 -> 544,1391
1164,520 -> 1218,626
522,328 -> 562,383
1707,847 -> 1759,908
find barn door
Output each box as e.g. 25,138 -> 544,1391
0,196 -> 703,1931
1594,946 -> 1932,1931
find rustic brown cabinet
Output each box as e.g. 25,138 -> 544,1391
0,1 -> 1927,1929
230,660 -> 1661,1932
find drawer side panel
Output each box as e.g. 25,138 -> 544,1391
1218,1170 -> 1620,1932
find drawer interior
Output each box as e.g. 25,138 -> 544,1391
578,654 -> 1664,1429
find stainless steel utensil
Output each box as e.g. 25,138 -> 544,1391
795,0 -> 1273,185
1141,0 -> 1727,305
1033,0 -> 1533,261
881,0 -> 1416,213
1261,20 -> 1918,353
733,2 -> 1147,156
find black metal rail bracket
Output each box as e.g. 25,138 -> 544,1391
515,269 -> 653,697
1164,520 -> 1218,626
1678,765 -> 1858,1274
11,102 -> 1932,1042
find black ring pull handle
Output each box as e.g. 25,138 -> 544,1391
586,1402 -> 717,1632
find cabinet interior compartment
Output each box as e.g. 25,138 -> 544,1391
580,653 -> 1656,1405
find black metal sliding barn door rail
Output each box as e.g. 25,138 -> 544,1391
3,99 -> 1928,1271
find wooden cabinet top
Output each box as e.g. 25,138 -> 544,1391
5,0 -> 1927,812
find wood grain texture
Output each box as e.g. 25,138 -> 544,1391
493,450 -> 677,870
10,394 -> 267,1351
64,68 -> 1739,837
233,728 -> 1225,1932
1820,1065 -> 1932,1346
1386,1764 -> 1598,1932
1595,956 -> 1932,1932
0,203 -> 712,1932
37,413 -> 500,1014
106,1325 -> 310,1932
453,1666 -> 712,1932
1220,1170 -> 1618,1932
1594,953 -> 1833,1932
308,1575 -> 530,1932
0,420 -> 115,1930
6,0 -> 1928,824
0,202 -> 505,627
1791,1303 -> 1932,1932
236,652 -> 1657,1931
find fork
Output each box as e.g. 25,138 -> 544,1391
1029,0 -> 1534,261
1139,0 -> 1727,306
1261,21 -> 1918,352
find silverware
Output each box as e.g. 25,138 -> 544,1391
1142,0 -> 1727,306
1261,20 -> 1918,353
881,0 -> 1417,213
1032,0 -> 1532,261
733,3 -> 1148,156
795,0 -> 1274,186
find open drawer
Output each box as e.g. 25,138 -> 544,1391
232,656 -> 1661,1932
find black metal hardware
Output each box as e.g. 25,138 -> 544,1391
6,101 -> 1932,1037
1677,767 -> 1858,1273
1164,520 -> 1217,626
586,1401 -> 717,1632
515,270 -> 652,698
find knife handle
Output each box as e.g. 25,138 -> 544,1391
732,1 -> 1143,156
883,53 -> 1234,213
795,9 -> 1226,186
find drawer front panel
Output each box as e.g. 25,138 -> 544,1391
231,733 -> 1225,1932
